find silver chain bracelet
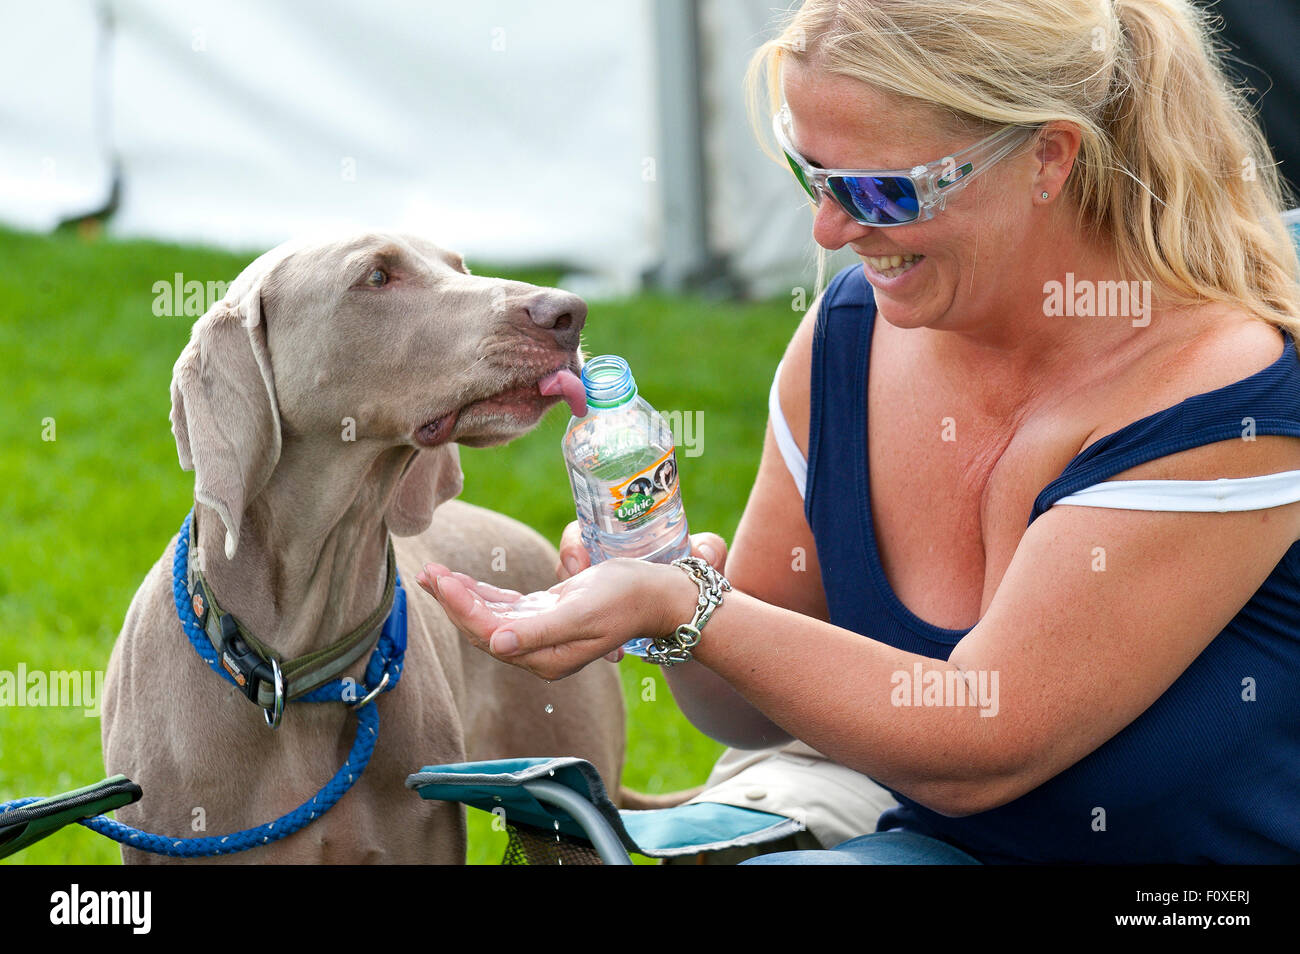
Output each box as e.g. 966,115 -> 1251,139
644,556 -> 732,667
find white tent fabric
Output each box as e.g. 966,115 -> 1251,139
0,0 -> 843,295
0,0 -> 113,232
702,0 -> 853,298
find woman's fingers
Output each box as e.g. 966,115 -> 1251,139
479,592 -> 581,656
418,564 -> 527,607
473,597 -> 615,681
443,570 -> 526,605
690,532 -> 729,571
416,558 -> 660,681
419,565 -> 585,657
557,524 -> 726,577
416,568 -> 506,650
556,521 -> 590,581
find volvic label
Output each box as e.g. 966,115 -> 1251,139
608,448 -> 680,526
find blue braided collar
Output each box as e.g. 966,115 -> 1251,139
0,511 -> 413,859
173,509 -> 407,710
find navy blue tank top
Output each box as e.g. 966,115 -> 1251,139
805,264 -> 1300,863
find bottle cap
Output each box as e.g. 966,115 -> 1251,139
581,355 -> 638,408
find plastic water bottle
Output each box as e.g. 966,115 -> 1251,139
561,355 -> 690,656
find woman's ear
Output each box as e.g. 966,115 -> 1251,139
1033,121 -> 1082,200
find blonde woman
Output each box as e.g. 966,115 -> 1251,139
417,0 -> 1300,863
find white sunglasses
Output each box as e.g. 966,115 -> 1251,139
773,104 -> 1036,227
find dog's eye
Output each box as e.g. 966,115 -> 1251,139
366,268 -> 389,287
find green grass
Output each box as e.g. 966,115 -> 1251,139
0,226 -> 799,864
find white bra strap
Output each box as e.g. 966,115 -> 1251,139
768,351 -> 1300,516
769,359 -> 808,500
1052,470 -> 1300,513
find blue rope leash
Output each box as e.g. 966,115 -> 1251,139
0,511 -> 406,858
78,703 -> 381,857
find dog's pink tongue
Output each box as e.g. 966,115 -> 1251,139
539,369 -> 587,417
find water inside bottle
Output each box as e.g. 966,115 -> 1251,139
562,356 -> 691,656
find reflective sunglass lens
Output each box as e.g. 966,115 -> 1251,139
828,175 -> 920,225
783,151 -> 817,201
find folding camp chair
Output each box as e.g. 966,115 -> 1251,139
406,757 -> 806,864
0,764 -> 800,864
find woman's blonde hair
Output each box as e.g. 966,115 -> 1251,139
746,0 -> 1300,338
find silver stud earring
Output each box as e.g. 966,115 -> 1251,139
1041,191 -> 1050,200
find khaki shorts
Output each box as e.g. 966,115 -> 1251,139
686,740 -> 899,850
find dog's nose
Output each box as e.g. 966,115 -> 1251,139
521,289 -> 586,351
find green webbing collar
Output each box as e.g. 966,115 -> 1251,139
186,512 -> 397,710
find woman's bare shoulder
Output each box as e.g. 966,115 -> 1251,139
1075,308 -> 1289,458
773,291 -> 823,458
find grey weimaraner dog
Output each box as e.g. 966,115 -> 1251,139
102,232 -> 625,863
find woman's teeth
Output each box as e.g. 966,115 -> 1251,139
864,253 -> 923,276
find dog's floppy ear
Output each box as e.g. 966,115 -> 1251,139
386,445 -> 463,537
170,288 -> 282,560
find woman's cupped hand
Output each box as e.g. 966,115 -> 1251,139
415,522 -> 728,681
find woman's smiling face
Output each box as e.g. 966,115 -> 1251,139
781,58 -> 1042,333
